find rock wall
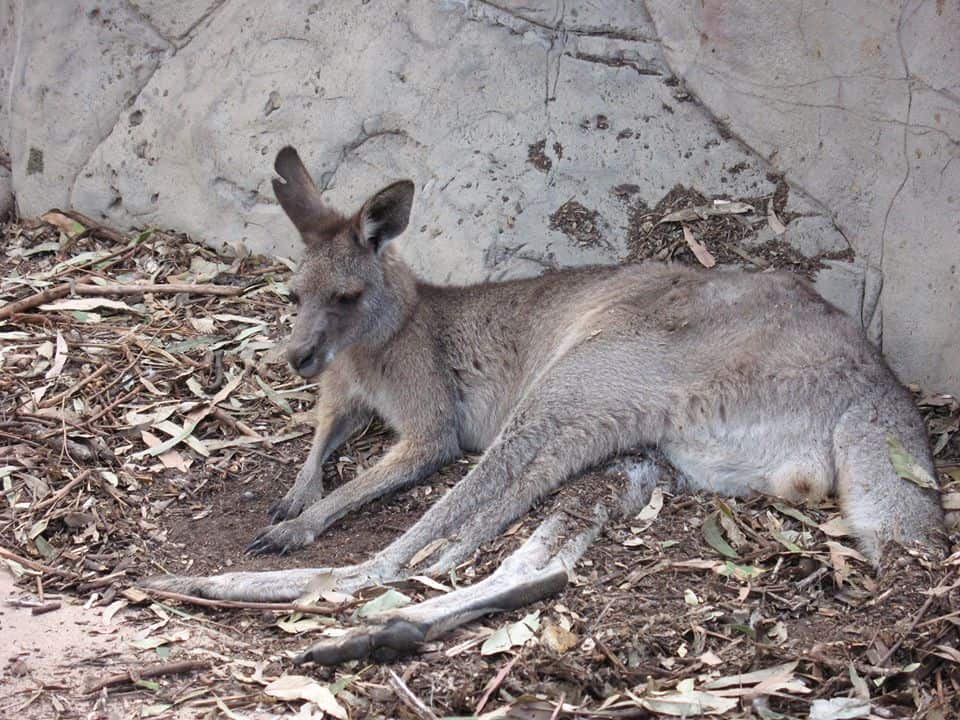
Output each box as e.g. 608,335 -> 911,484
644,0 -> 960,400
0,1 -> 956,394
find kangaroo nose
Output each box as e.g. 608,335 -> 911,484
287,341 -> 321,374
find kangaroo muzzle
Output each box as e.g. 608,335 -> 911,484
287,331 -> 333,378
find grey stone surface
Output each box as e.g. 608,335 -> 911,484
6,1 -> 171,217
0,0 -> 956,393
813,259 -> 866,325
0,166 -> 12,219
129,0 -> 224,45
70,0 -> 774,285
784,216 -> 849,259
0,1 -> 16,160
644,0 -> 960,393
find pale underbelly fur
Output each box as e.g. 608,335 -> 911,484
660,413 -> 836,503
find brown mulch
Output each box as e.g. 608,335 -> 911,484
623,182 -> 854,278
0,210 -> 958,718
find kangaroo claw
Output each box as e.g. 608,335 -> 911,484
246,519 -> 315,555
268,497 -> 301,524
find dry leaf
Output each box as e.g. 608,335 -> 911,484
659,201 -> 754,223
44,331 -> 68,380
887,434 -> 938,489
808,696 -> 870,719
481,610 -> 540,655
264,675 -> 347,719
942,492 -> 960,510
767,200 -> 786,236
356,588 -> 411,618
682,224 -> 716,268
40,211 -> 85,236
40,297 -> 135,313
826,541 -> 868,586
408,537 -> 448,567
102,599 -> 128,625
541,620 -> 578,653
818,515 -> 851,537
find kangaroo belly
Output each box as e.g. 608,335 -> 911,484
661,411 -> 836,503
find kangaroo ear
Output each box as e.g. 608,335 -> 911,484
272,146 -> 328,235
357,180 -> 414,253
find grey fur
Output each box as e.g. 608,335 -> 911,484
141,147 -> 944,661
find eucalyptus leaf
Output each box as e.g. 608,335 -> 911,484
702,511 -> 738,559
886,434 -> 938,490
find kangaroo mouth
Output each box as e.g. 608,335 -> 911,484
291,346 -> 337,379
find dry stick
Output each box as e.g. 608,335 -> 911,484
86,386 -> 140,426
387,668 -> 440,720
38,363 -> 110,409
0,546 -> 78,579
877,569 -> 957,666
31,470 -> 92,513
52,209 -> 128,245
0,284 -> 71,319
0,281 -> 244,320
548,694 -> 566,720
475,654 -> 519,715
71,282 -> 243,297
211,407 -> 261,438
805,650 -> 898,678
31,601 -> 61,616
83,659 -> 211,695
140,586 -> 341,615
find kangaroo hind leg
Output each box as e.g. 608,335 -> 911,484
833,389 -> 945,562
295,456 -> 666,666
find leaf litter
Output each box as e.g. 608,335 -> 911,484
0,213 -> 958,718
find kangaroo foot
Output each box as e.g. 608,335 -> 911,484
268,466 -> 325,523
246,517 -> 316,555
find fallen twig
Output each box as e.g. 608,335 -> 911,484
83,659 -> 211,694
0,281 -> 243,319
805,649 -> 898,678
31,470 -> 92,513
31,600 -> 61,615
69,281 -> 244,297
38,364 -> 111,409
51,209 -> 127,245
0,546 -> 78,579
475,654 -> 519,714
387,668 -> 439,720
0,283 -> 70,319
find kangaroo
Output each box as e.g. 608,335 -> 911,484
142,146 -> 944,665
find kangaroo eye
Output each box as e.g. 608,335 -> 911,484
335,290 -> 362,306
288,290 -> 301,305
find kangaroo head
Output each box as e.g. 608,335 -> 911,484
272,146 -> 415,378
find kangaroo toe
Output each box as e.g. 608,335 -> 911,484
246,519 -> 315,555
268,497 -> 303,524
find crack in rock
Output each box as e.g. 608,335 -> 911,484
319,129 -> 413,192
213,176 -> 272,210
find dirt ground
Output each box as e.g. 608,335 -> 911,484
1,201 -> 959,719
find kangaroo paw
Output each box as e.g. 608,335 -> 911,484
294,619 -> 428,666
269,470 -> 324,523
246,518 -> 316,555
268,495 -> 308,524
